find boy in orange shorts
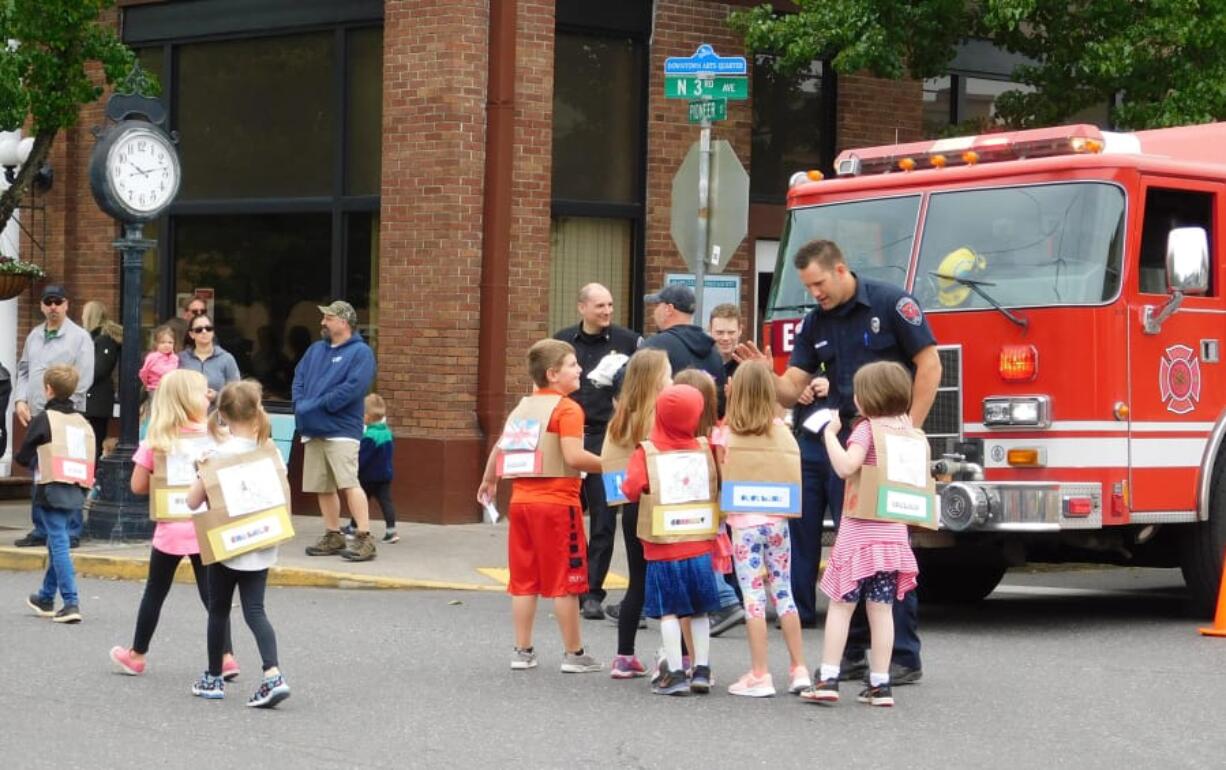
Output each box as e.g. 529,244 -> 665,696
477,339 -> 604,673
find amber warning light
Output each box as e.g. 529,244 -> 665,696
999,344 -> 1038,382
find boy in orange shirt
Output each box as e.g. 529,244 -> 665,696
478,339 -> 605,673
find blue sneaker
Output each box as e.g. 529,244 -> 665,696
247,673 -> 291,708
340,524 -> 356,536
652,667 -> 690,696
191,672 -> 225,700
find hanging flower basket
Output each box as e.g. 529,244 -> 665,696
0,256 -> 45,300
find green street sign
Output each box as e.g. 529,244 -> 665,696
665,75 -> 747,100
688,99 -> 727,123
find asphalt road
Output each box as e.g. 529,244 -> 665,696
1,567 -> 1223,769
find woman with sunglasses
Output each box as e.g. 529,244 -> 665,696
177,314 -> 240,404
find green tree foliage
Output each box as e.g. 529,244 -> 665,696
730,0 -> 1226,130
0,0 -> 146,234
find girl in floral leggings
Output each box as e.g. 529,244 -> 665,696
721,363 -> 811,697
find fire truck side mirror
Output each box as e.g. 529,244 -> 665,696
1166,227 -> 1209,296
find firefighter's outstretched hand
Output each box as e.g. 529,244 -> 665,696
733,341 -> 771,364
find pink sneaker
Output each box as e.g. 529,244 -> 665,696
221,657 -> 241,682
609,655 -> 647,679
110,646 -> 145,676
728,671 -> 776,698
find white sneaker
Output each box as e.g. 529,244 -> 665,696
728,671 -> 776,697
560,651 -> 602,673
789,666 -> 813,694
510,648 -> 538,670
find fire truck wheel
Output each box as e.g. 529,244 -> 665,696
915,560 -> 1006,604
1179,459 -> 1226,618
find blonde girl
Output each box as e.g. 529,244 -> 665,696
605,349 -> 670,679
186,380 -> 290,708
803,361 -> 920,707
110,370 -> 237,679
722,362 -> 810,697
139,324 -> 181,393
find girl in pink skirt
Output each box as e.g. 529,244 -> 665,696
801,361 -> 919,708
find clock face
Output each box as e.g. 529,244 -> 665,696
107,128 -> 180,215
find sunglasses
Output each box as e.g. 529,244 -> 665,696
191,325 -> 214,333
189,307 -> 207,316
42,298 -> 65,306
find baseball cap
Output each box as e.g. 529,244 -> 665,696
41,283 -> 67,302
644,284 -> 695,314
318,300 -> 357,325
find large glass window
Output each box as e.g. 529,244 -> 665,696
752,56 -> 830,200
134,24 -> 382,403
924,74 -> 1110,137
549,217 -> 632,331
915,183 -> 1126,309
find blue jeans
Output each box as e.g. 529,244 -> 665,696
31,502 -> 83,542
38,506 -> 79,606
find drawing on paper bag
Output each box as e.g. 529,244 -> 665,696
499,418 -> 542,451
216,457 -> 285,517
65,425 -> 89,459
655,451 -> 710,505
884,432 -> 928,489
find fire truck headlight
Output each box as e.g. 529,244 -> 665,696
983,396 -> 1050,428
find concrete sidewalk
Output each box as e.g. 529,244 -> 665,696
0,501 -> 630,592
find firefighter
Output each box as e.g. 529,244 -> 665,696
735,238 -> 941,685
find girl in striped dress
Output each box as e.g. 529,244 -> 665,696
802,361 -> 919,707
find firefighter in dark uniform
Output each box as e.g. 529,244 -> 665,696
736,239 -> 941,684
553,283 -> 641,620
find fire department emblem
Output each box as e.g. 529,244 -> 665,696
896,297 -> 923,326
1159,344 -> 1201,415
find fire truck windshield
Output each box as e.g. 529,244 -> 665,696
766,195 -> 921,319
914,182 -> 1125,311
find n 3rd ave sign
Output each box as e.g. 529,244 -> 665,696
664,75 -> 748,100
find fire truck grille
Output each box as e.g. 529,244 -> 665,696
923,346 -> 962,457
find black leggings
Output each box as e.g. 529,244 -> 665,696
207,564 -> 278,676
364,481 -> 397,529
132,548 -> 231,656
617,503 -> 647,656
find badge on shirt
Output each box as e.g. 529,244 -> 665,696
870,317 -> 880,333
896,297 -> 923,326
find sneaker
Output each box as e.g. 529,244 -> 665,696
609,655 -> 647,679
800,678 -> 841,704
510,647 -> 538,670
890,663 -> 923,685
221,657 -> 241,682
560,650 -> 602,673
26,593 -> 54,618
191,672 -> 225,699
839,655 -> 869,682
53,605 -> 82,624
709,605 -> 746,637
382,530 -> 400,544
340,524 -> 356,536
110,646 -> 145,676
858,683 -> 895,707
650,649 -> 690,683
14,534 -> 45,548
727,671 -> 775,698
651,667 -> 690,696
305,530 -> 346,556
789,665 -> 813,694
689,664 -> 713,693
604,602 -> 646,629
340,531 -> 377,562
247,673 -> 291,708
69,537 -> 80,549
580,597 -> 606,620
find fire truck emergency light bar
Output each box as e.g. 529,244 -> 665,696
831,124 -> 1106,178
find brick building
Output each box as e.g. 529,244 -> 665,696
6,0 -> 1032,522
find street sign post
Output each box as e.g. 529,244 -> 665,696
663,44 -> 749,323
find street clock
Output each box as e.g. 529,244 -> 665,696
89,120 -> 181,222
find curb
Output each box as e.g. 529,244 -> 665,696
0,547 -> 504,593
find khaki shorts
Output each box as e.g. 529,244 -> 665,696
302,438 -> 360,493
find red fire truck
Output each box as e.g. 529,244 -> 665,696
764,123 -> 1226,614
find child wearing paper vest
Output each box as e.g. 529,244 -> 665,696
139,324 -> 180,392
111,369 -> 238,678
622,383 -> 723,696
343,393 -> 399,543
18,364 -> 94,624
802,361 -> 921,708
601,349 -> 671,679
186,380 -> 290,708
720,362 -> 811,696
477,339 -> 604,673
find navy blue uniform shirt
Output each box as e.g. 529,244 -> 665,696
788,274 -> 936,456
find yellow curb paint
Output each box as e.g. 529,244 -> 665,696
477,566 -> 627,589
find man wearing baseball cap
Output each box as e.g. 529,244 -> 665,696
12,283 -> 94,547
292,300 -> 378,561
633,283 -> 726,413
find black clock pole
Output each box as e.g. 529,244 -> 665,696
87,221 -> 156,540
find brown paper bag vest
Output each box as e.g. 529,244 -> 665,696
496,394 -> 581,479
842,420 -> 938,530
720,423 -> 803,517
637,438 -> 721,544
193,443 -> 295,565
36,410 -> 96,489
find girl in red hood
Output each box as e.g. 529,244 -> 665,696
622,383 -> 723,695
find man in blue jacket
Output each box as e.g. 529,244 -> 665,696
294,300 -> 378,562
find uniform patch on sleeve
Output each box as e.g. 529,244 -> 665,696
896,297 -> 923,326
